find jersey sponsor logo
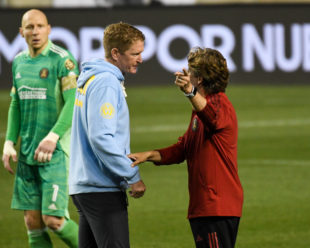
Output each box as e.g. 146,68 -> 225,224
192,117 -> 198,131
100,103 -> 115,119
18,85 -> 47,100
39,68 -> 49,79
65,59 -> 75,70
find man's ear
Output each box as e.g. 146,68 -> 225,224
111,48 -> 119,61
47,24 -> 51,35
198,76 -> 204,85
19,27 -> 24,37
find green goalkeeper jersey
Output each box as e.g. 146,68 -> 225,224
6,40 -> 79,165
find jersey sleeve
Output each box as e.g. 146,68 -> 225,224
51,53 -> 79,138
5,85 -> 20,143
196,93 -> 231,132
58,52 -> 79,92
155,135 -> 186,165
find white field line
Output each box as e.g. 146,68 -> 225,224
239,119 -> 310,128
239,159 -> 310,166
132,118 -> 310,133
133,124 -> 187,133
0,118 -> 309,137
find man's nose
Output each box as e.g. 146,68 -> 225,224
32,26 -> 39,34
137,54 -> 143,63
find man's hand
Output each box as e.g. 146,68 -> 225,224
2,140 -> 17,174
129,180 -> 146,199
34,132 -> 59,163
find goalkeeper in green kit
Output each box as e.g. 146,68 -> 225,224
2,9 -> 78,248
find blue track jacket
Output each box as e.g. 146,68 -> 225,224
69,58 -> 140,194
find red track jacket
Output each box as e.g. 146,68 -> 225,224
156,92 -> 243,219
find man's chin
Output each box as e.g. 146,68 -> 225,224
32,44 -> 42,49
128,68 -> 138,74
132,67 -> 139,73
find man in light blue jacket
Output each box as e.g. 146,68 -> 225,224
69,22 -> 146,248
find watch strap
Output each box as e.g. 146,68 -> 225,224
184,86 -> 197,98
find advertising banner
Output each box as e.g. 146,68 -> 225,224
1,4 -> 310,88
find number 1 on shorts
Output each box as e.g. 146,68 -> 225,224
52,184 -> 59,202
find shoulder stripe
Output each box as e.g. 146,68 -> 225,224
15,50 -> 27,59
50,44 -> 68,58
77,75 -> 95,95
52,44 -> 68,55
51,43 -> 68,55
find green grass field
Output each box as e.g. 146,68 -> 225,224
0,84 -> 309,247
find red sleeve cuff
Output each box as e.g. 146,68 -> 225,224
154,143 -> 185,166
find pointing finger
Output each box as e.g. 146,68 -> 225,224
182,68 -> 188,76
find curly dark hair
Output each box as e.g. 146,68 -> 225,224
187,47 -> 229,94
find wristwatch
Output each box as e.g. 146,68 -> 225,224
184,86 -> 197,98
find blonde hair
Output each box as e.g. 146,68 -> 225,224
187,47 -> 229,93
104,22 -> 145,59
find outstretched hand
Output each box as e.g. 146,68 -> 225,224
128,151 -> 151,167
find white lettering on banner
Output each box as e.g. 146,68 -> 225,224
79,27 -> 105,62
303,24 -> 310,70
1,23 -> 310,77
243,23 -> 306,72
157,24 -> 202,72
242,24 -> 275,72
0,31 -> 27,74
136,25 -> 157,61
275,24 -> 302,72
201,24 -> 236,71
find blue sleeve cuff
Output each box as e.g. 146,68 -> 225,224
127,169 -> 141,185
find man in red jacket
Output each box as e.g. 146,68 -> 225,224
128,47 -> 244,248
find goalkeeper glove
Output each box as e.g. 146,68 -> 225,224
2,140 -> 17,174
35,132 -> 59,163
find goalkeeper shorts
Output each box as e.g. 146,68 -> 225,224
11,158 -> 69,217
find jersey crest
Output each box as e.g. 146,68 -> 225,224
39,68 -> 49,79
192,117 -> 198,131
